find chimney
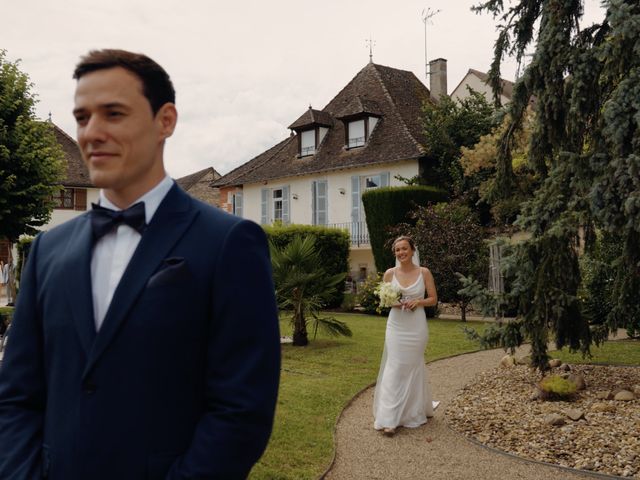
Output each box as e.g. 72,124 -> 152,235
429,58 -> 447,101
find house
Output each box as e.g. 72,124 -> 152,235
450,68 -> 515,105
44,124 -> 100,230
175,167 -> 221,207
214,60 -> 446,280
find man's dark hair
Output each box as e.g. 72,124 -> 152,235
73,49 -> 175,115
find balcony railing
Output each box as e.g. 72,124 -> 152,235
327,221 -> 370,246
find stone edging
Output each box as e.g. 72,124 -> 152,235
443,416 -> 627,480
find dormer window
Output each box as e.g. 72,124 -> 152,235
300,129 -> 316,156
346,116 -> 379,149
288,107 -> 333,158
336,96 -> 382,150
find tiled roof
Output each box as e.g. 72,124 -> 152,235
336,95 -> 382,119
176,167 -> 220,191
288,107 -> 334,130
52,124 -> 93,187
215,62 -> 431,187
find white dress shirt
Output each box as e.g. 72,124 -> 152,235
91,175 -> 174,331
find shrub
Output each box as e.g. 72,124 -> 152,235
340,293 -> 357,312
356,273 -> 388,316
362,186 -> 448,273
264,224 -> 350,308
16,236 -> 34,284
539,375 -> 577,400
397,201 -> 488,321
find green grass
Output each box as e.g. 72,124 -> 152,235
0,307 -> 13,316
551,339 -> 640,365
250,313 -> 488,480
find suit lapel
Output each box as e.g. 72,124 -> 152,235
82,185 -> 198,380
64,215 -> 96,357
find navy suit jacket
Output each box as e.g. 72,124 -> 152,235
0,185 -> 281,479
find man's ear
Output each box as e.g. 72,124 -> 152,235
156,103 -> 178,140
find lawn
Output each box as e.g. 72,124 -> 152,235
551,338 -> 640,365
250,313 -> 489,480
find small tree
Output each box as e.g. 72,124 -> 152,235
270,235 -> 352,346
0,49 -> 65,242
396,202 -> 488,321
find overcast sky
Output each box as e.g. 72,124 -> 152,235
3,0 -> 605,179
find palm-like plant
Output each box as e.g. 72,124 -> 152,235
270,235 -> 352,346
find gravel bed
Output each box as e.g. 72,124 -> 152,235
447,363 -> 640,478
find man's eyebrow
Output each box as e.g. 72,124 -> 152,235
72,102 -> 130,115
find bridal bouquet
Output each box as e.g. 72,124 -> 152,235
375,281 -> 401,311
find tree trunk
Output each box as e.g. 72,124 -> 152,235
460,302 -> 467,322
292,310 -> 308,346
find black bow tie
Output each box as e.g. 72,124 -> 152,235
90,202 -> 147,240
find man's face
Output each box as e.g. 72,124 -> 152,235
73,66 -> 175,206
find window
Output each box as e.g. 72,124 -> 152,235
364,175 -> 381,189
51,188 -> 87,210
346,116 -> 379,149
52,189 -> 74,209
348,119 -> 365,148
228,191 -> 243,217
351,172 -> 390,223
261,186 -> 290,225
300,130 -> 316,156
272,189 -> 283,221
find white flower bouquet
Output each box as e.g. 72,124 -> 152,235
375,281 -> 401,310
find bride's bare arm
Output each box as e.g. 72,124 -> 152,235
382,268 -> 394,283
422,267 -> 437,307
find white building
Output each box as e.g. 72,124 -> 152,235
215,61 -> 440,280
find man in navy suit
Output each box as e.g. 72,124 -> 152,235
0,49 -> 281,479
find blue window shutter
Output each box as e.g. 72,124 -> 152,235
317,180 -> 327,225
311,181 -> 317,225
380,171 -> 390,187
351,175 -> 360,222
282,185 -> 290,224
261,188 -> 268,224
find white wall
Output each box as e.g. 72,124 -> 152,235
41,188 -> 100,230
242,160 -> 420,226
451,72 -> 510,105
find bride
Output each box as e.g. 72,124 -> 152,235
373,235 -> 438,436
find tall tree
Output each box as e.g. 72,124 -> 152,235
470,0 -> 640,369
0,49 -> 65,242
420,89 -> 499,200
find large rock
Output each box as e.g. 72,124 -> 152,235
548,359 -> 562,368
500,355 -> 516,368
543,413 -> 566,426
633,385 -> 640,396
565,408 -> 585,421
568,373 -> 586,390
614,390 -> 635,401
591,402 -> 615,413
559,363 -> 571,372
595,390 -> 613,400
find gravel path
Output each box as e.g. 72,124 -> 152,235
324,345 -> 604,480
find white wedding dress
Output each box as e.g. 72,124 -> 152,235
373,269 -> 436,430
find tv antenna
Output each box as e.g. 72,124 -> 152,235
422,7 -> 441,80
366,36 -> 376,63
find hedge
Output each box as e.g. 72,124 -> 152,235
362,185 -> 448,272
263,224 -> 350,308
